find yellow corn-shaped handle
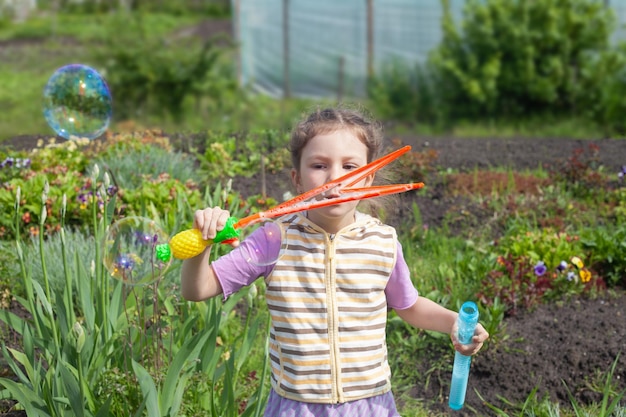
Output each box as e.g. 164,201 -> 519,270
155,217 -> 240,262
169,229 -> 211,260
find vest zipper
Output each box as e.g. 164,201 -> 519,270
326,232 -> 342,403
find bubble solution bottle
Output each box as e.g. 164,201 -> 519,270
448,301 -> 479,410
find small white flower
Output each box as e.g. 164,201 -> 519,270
91,164 -> 100,182
14,186 -> 21,210
103,172 -> 110,189
62,194 -> 67,219
41,180 -> 50,204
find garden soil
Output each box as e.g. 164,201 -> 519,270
2,133 -> 626,416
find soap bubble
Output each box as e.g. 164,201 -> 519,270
240,221 -> 286,267
103,217 -> 171,286
43,64 -> 112,140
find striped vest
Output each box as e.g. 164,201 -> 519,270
266,212 -> 398,404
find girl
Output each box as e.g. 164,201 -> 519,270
181,107 -> 489,416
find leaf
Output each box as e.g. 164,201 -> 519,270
76,252 -> 95,330
1,345 -> 30,385
94,397 -> 112,417
7,348 -> 36,386
32,280 -> 53,319
0,378 -> 51,416
131,360 -> 160,417
160,330 -> 212,416
59,361 -> 85,417
0,308 -> 27,336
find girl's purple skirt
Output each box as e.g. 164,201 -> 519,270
263,389 -> 401,417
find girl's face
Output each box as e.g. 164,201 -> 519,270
291,129 -> 373,233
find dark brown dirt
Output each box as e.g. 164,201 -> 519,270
426,292 -> 626,416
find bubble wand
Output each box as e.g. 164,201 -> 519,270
155,145 -> 424,261
449,301 -> 479,410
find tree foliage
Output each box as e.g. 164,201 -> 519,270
430,0 -> 622,119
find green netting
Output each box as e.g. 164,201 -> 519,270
234,0 -> 463,98
234,0 -> 626,99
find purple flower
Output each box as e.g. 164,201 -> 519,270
15,158 -> 30,169
116,254 -> 135,270
135,232 -> 158,246
567,271 -> 576,281
106,185 -> 118,196
77,193 -> 89,204
556,260 -> 568,272
1,157 -> 14,168
619,166 -> 626,180
534,261 -> 547,276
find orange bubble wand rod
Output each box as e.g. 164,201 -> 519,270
156,145 -> 424,261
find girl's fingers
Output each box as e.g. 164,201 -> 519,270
208,209 -> 229,240
451,323 -> 489,356
194,207 -> 231,240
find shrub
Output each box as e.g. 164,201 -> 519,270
367,60 -> 440,124
91,13 -> 234,123
430,0 -> 622,121
581,225 -> 626,288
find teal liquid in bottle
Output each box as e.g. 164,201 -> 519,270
449,301 -> 479,410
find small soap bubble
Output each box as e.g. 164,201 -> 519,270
240,221 -> 286,267
43,64 -> 112,140
103,217 -> 171,286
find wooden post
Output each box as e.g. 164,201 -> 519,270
260,153 -> 267,199
337,56 -> 345,103
234,0 -> 242,86
283,0 -> 291,98
366,0 -> 374,79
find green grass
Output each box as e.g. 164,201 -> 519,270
0,12 -> 203,42
0,13 -> 321,143
0,37 -> 98,141
0,12 -> 223,143
2,12 -> 623,144
388,116 -> 614,140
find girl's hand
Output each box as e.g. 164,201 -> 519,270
451,323 -> 489,356
193,207 -> 239,246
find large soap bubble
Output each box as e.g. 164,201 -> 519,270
103,217 -> 171,286
43,64 -> 112,140
239,221 -> 285,267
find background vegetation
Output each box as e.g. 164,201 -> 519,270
0,0 -> 624,416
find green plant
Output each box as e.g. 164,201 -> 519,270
581,225 -> 626,288
500,228 -> 583,268
613,187 -> 626,224
0,174 -> 121,416
196,135 -> 263,181
564,354 -> 625,417
476,384 -> 562,416
0,165 -> 270,416
94,141 -> 202,189
478,297 -> 508,349
91,13 -> 234,122
367,60 -> 440,124
386,311 -> 454,410
385,138 -> 439,184
430,0 -> 622,123
548,143 -> 608,199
